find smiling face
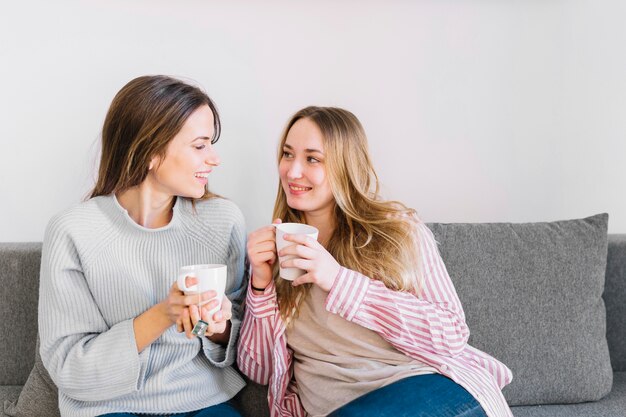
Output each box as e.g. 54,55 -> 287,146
279,117 -> 335,221
145,104 -> 220,199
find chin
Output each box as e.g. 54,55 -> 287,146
179,188 -> 205,200
285,199 -> 309,213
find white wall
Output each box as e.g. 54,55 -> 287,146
1,0 -> 625,242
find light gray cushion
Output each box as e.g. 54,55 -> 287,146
511,372 -> 626,417
3,338 -> 59,417
428,213 -> 612,405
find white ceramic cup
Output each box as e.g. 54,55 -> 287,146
274,223 -> 319,280
177,264 -> 227,317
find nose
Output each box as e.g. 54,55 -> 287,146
286,159 -> 303,179
206,146 -> 220,167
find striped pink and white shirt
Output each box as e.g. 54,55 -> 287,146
237,222 -> 513,417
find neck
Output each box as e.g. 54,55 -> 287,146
304,207 -> 335,247
116,184 -> 175,229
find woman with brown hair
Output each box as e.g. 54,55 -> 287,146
38,75 -> 246,417
236,107 -> 513,416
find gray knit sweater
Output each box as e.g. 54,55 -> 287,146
38,194 -> 247,417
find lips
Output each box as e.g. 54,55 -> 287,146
289,183 -> 312,192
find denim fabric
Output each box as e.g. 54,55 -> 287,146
98,401 -> 242,417
328,374 -> 487,417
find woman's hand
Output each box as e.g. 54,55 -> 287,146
163,278 -> 215,326
279,233 -> 341,292
247,219 -> 282,290
180,296 -> 233,342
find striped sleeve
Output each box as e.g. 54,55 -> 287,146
237,278 -> 278,385
325,222 -> 469,357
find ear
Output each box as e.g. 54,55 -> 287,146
149,156 -> 159,171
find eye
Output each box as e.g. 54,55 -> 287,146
307,156 -> 321,163
194,144 -> 206,150
282,150 -> 294,158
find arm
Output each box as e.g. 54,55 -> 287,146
38,220 -> 153,402
133,303 -> 175,351
237,278 -> 279,385
199,209 -> 248,367
325,222 -> 469,357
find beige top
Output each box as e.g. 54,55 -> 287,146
286,285 -> 437,417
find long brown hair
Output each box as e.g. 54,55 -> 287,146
90,75 -> 221,199
273,106 -> 423,320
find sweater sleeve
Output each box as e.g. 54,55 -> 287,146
237,278 -> 279,385
38,217 -> 151,402
201,206 -> 248,367
325,222 -> 470,357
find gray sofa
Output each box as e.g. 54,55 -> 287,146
2,216 -> 625,416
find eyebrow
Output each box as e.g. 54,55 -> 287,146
193,136 -> 213,142
284,143 -> 324,154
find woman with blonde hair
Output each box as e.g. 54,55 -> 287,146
39,75 -> 246,416
236,107 -> 513,416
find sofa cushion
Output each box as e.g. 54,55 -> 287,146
511,371 -> 626,417
0,386 -> 22,415
428,213 -> 612,405
231,376 -> 270,417
3,338 -> 59,417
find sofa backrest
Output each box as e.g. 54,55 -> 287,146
1,236 -> 625,385
0,242 -> 42,385
605,235 -> 626,371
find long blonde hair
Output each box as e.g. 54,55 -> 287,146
273,106 -> 423,320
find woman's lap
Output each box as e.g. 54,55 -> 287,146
99,401 -> 241,417
328,373 -> 487,417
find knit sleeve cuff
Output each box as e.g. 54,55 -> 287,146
201,316 -> 241,368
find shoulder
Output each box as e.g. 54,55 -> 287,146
44,198 -> 108,241
42,198 -> 113,260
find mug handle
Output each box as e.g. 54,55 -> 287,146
177,273 -> 195,292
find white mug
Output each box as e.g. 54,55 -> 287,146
177,264 -> 227,317
274,223 -> 319,280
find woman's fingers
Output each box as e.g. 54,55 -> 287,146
209,308 -> 232,323
204,315 -> 227,336
281,257 -> 313,271
252,240 -> 277,254
189,304 -> 201,325
283,233 -> 317,245
182,308 -> 193,339
182,290 -> 217,306
278,243 -> 316,259
248,226 -> 278,246
249,241 -> 277,263
199,300 -> 220,320
292,273 -> 314,287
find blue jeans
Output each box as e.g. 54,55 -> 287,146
328,374 -> 487,417
98,401 -> 242,417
